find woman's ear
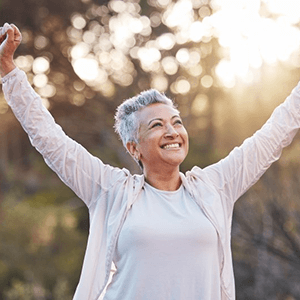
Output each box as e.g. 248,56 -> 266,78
126,141 -> 139,160
127,141 -> 143,169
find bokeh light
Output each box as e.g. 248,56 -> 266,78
15,55 -> 34,72
151,75 -> 168,92
156,33 -> 176,50
71,14 -> 87,30
161,56 -> 178,75
34,35 -> 49,50
38,84 -> 56,98
201,75 -> 213,88
73,58 -> 99,82
32,57 -> 50,74
171,77 -> 191,94
63,0 -> 300,97
71,43 -> 90,60
33,74 -> 48,88
192,94 -> 209,116
176,48 -> 190,65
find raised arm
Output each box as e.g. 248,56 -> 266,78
199,82 -> 300,206
0,24 -> 128,208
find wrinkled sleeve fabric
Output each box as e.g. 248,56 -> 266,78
201,82 -> 300,207
2,68 -> 127,208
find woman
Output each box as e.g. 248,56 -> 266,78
1,23 -> 300,300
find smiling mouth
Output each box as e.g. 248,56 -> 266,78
161,143 -> 181,149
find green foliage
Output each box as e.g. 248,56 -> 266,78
4,277 -> 72,300
0,164 -> 87,298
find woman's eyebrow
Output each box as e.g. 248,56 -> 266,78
148,115 -> 181,126
148,118 -> 163,126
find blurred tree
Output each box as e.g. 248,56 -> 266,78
233,161 -> 300,299
0,0 -> 223,297
1,0 -> 300,299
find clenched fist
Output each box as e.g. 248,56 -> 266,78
0,23 -> 22,77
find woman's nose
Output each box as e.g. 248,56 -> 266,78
164,124 -> 179,138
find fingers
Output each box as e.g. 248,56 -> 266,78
10,24 -> 22,43
0,23 -> 13,45
0,23 -> 12,36
0,24 -> 10,44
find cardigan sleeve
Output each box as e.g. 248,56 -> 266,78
200,81 -> 300,205
2,68 -> 128,208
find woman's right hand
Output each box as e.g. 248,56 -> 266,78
0,23 -> 22,77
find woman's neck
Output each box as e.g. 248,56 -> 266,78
143,167 -> 181,191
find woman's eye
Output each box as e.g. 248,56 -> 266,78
174,120 -> 182,125
151,123 -> 162,128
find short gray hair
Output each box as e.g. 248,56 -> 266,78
114,89 -> 177,148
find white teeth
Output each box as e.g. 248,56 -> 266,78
163,143 -> 180,149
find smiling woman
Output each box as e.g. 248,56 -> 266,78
2,22 -> 300,300
113,88 -> 188,190
124,102 -> 189,190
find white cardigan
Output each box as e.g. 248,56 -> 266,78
2,68 -> 300,300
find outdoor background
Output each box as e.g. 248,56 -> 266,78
1,0 -> 300,299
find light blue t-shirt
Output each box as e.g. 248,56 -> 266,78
104,182 -> 221,300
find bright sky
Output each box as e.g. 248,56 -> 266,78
212,0 -> 300,87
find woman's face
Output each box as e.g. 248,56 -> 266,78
130,103 -> 189,172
